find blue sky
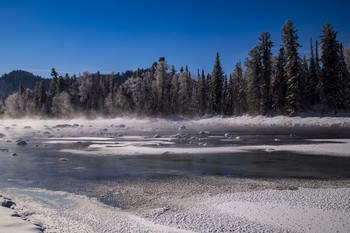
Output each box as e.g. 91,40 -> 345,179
1,0 -> 349,78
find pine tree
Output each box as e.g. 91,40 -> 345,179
197,69 -> 207,116
258,32 -> 273,115
271,48 -> 287,114
135,67 -> 141,78
345,46 -> 350,74
178,69 -> 192,115
232,62 -> 246,115
210,52 -> 224,114
18,81 -> 24,95
307,38 -> 318,108
170,71 -> 179,114
149,61 -> 158,114
69,74 -> 81,112
222,74 -> 232,115
154,57 -> 170,114
315,39 -> 325,110
245,46 -> 262,115
226,74 -> 234,115
299,56 -> 309,111
281,20 -> 300,117
171,65 -> 176,76
339,43 -> 350,111
33,81 -> 47,113
320,22 -> 343,113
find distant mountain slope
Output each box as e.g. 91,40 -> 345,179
0,70 -> 50,98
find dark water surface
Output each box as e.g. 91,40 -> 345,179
1,127 -> 350,192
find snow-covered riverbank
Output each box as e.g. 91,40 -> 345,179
1,178 -> 350,232
0,195 -> 43,233
1,114 -> 350,130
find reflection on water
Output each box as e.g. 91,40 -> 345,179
1,127 -> 350,192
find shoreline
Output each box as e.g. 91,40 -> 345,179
1,177 -> 350,232
0,195 -> 43,233
1,114 -> 350,128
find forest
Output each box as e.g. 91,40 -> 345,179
1,20 -> 349,118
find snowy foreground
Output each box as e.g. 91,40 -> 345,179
1,115 -> 350,232
1,179 -> 350,232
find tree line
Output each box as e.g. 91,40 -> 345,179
1,20 -> 349,118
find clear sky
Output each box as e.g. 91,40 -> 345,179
1,0 -> 350,78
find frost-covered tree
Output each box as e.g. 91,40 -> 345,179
281,20 -> 300,117
105,72 -> 117,114
148,62 -> 158,114
141,70 -> 155,115
154,57 -> 170,114
4,93 -> 21,118
33,81 -> 47,113
170,71 -> 179,114
51,92 -> 74,117
78,71 -> 93,112
178,69 -> 192,115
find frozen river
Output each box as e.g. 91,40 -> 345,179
1,124 -> 350,191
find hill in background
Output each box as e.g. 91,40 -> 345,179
0,70 -> 50,98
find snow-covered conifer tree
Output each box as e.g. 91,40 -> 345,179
210,52 -> 224,114
320,22 -> 343,113
281,20 -> 300,117
245,47 -> 262,115
258,32 -> 273,115
271,48 -> 286,114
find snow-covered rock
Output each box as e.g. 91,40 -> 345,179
178,125 -> 186,130
16,141 -> 27,146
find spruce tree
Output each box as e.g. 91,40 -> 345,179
210,52 -> 224,114
33,81 -> 47,114
178,69 -> 192,115
148,61 -> 158,114
232,62 -> 246,115
271,48 -> 286,114
18,81 -> 24,95
345,46 -> 350,74
245,46 -> 262,115
154,57 -> 170,114
258,32 -> 273,115
197,69 -> 207,116
222,74 -> 232,115
339,43 -> 350,111
281,20 -> 300,117
315,39 -> 325,110
299,56 -> 309,110
170,72 -> 179,114
307,38 -> 318,108
226,74 -> 234,115
320,22 -> 342,113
